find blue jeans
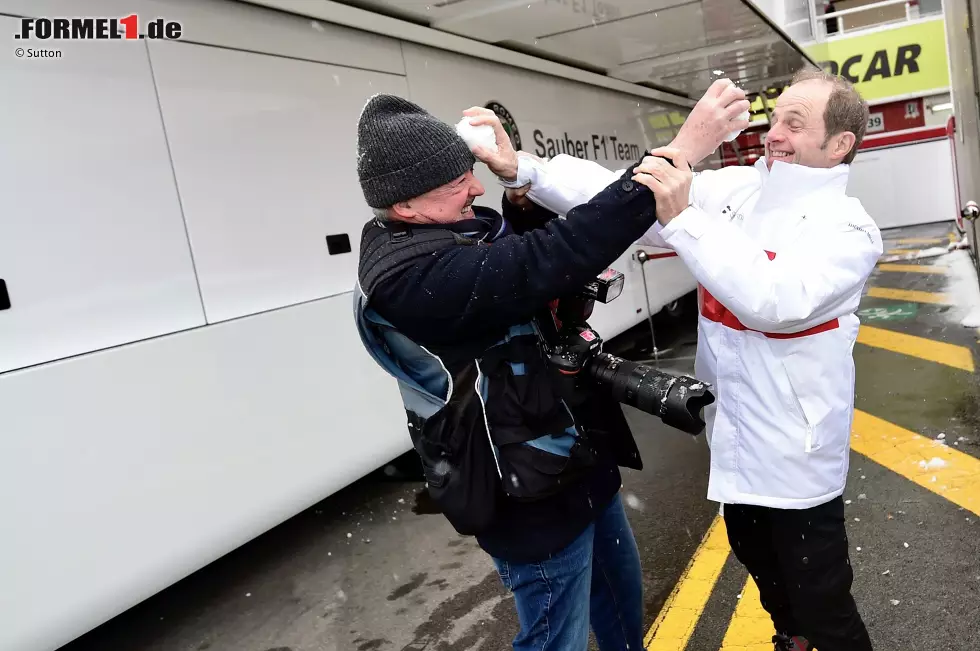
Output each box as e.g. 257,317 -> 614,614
491,493 -> 644,651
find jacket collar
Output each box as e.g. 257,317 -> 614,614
752,158 -> 850,210
376,206 -> 512,243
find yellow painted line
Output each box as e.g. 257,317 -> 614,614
719,576 -> 774,651
895,237 -> 944,245
866,286 -> 951,305
884,247 -> 948,255
717,409 -> 980,649
644,516 -> 730,650
877,263 -> 948,274
851,410 -> 980,516
857,325 -> 975,372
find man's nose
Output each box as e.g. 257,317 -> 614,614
469,172 -> 485,196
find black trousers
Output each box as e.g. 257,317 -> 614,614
724,496 -> 873,651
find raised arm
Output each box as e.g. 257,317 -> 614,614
458,79 -> 750,247
369,161 -> 659,347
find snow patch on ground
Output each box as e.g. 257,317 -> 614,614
624,493 -> 646,511
919,457 -> 948,471
946,249 -> 980,327
879,246 -> 949,263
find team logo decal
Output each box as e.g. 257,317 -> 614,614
485,101 -> 522,150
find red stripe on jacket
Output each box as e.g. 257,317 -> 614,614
697,250 -> 839,339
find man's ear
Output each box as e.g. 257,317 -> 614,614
391,201 -> 415,220
831,131 -> 856,162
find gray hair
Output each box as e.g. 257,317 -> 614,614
372,206 -> 392,222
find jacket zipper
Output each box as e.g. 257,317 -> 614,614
780,360 -> 813,454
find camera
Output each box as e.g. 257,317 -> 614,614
537,268 -> 714,436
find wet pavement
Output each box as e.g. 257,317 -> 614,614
57,223 -> 979,651
856,224 -> 980,463
841,222 -> 980,651
56,409 -> 716,651
57,307 -> 717,651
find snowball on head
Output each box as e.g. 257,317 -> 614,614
456,117 -> 499,153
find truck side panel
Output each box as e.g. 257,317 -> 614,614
0,3 -> 696,650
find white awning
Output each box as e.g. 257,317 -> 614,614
328,0 -> 816,99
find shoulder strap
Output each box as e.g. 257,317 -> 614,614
358,219 -> 478,301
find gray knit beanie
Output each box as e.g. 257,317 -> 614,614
356,94 -> 476,209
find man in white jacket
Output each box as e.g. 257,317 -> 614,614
467,68 -> 880,651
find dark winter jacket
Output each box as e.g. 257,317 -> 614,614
354,160 -> 659,563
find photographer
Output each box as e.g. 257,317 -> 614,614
496,70 -> 882,651
351,93 -> 737,651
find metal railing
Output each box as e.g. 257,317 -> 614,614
783,0 -> 940,42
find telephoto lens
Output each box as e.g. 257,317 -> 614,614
587,352 -> 714,436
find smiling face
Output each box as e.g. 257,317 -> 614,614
765,78 -> 857,170
390,168 -> 485,224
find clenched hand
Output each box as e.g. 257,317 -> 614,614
461,106 -> 519,182
632,148 -> 693,226
671,79 -> 751,165
505,182 -> 533,210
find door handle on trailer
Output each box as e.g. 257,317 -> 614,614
961,201 -> 979,221
326,233 -> 352,255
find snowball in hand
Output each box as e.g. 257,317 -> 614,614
725,110 -> 751,143
456,117 -> 498,154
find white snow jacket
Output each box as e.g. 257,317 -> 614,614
510,154 -> 883,510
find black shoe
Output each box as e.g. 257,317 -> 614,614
773,633 -> 812,651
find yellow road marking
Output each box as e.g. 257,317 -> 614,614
895,237 -> 944,245
644,516 -> 730,650
857,325 -> 975,372
866,286 -> 951,305
717,409 -> 980,648
851,410 -> 980,516
884,247 -> 949,255
719,576 -> 774,651
884,247 -> 939,255
877,263 -> 948,274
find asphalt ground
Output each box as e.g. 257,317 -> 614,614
58,222 -> 980,651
